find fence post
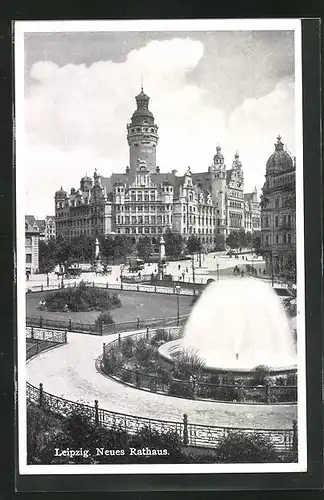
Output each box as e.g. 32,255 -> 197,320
183,414 -> 189,446
74,281 -> 77,288
103,342 -> 106,357
39,316 -> 43,328
292,419 -> 298,452
155,285 -> 157,293
31,326 -> 34,339
118,334 -> 121,346
100,321 -> 103,335
94,400 -> 99,425
106,282 -> 108,289
63,329 -> 67,343
39,382 -> 44,408
41,284 -> 44,291
136,317 -> 140,330
69,318 -> 72,332
93,281 -> 95,288
137,284 -> 139,291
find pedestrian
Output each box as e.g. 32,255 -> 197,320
241,270 -> 244,278
263,268 -> 266,275
186,267 -> 188,273
178,264 -> 181,271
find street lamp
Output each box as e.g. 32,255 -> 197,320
216,257 -> 220,281
175,285 -> 181,326
120,264 -> 124,290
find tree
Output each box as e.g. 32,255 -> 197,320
136,236 -> 152,261
226,231 -> 239,250
251,231 -> 262,255
70,235 -> 94,264
164,229 -> 184,258
114,235 -> 134,262
186,235 -> 202,255
39,240 -> 56,284
54,235 -> 73,268
99,235 -> 115,264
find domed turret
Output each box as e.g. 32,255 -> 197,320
213,145 -> 224,165
266,135 -> 294,174
232,152 -> 242,169
55,186 -> 67,198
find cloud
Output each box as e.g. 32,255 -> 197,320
24,37 -> 295,217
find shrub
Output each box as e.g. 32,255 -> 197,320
252,365 -> 271,386
103,347 -> 123,374
45,282 -> 122,312
134,338 -> 155,366
151,328 -> 170,344
173,348 -> 205,379
95,311 -> 114,327
216,431 -> 279,463
168,380 -> 194,399
120,369 -> 133,384
121,336 -> 135,357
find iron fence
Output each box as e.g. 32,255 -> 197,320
26,281 -> 196,296
102,329 -> 297,404
26,326 -> 67,360
26,381 -> 297,452
26,314 -> 189,335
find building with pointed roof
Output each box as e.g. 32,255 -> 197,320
54,87 -> 261,252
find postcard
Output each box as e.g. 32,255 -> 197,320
15,18 -> 307,478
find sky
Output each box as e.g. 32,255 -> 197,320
22,28 -> 296,217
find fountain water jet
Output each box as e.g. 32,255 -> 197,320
158,279 -> 297,374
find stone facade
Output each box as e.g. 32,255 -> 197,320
260,135 -> 296,278
55,88 -> 260,251
25,216 -> 39,275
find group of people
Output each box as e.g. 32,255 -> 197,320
233,265 -> 266,278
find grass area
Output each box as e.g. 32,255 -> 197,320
26,290 -> 192,324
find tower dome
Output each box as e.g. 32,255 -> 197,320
213,145 -> 224,165
232,151 -> 242,169
266,135 -> 294,174
55,186 -> 67,198
127,85 -> 159,173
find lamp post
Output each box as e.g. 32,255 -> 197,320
120,264 -> 124,290
216,257 -> 220,281
175,285 -> 181,326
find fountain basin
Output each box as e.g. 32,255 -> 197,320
158,340 -> 297,376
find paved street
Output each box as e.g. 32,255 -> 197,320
27,330 -> 297,430
26,251 -> 266,290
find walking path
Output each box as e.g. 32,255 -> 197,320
27,330 -> 297,430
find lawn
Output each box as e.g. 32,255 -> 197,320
26,290 -> 193,324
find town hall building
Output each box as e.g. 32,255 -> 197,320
55,87 -> 261,251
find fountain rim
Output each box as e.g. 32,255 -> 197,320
158,339 -> 297,376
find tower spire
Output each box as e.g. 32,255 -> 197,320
141,74 -> 143,92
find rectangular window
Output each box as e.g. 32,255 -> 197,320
26,254 -> 32,263
25,237 -> 32,246
275,216 -> 279,227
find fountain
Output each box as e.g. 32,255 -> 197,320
158,279 -> 297,375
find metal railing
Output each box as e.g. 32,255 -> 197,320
26,314 -> 189,335
26,281 -> 196,296
102,330 -> 297,404
26,326 -> 67,359
26,381 -> 297,452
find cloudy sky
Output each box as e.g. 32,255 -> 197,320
22,28 -> 296,217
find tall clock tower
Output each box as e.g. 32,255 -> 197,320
127,87 -> 159,173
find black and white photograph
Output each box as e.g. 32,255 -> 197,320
16,19 -> 306,476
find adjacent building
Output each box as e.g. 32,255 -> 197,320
260,135 -> 296,279
25,216 -> 39,275
35,216 -> 56,241
55,87 -> 261,252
